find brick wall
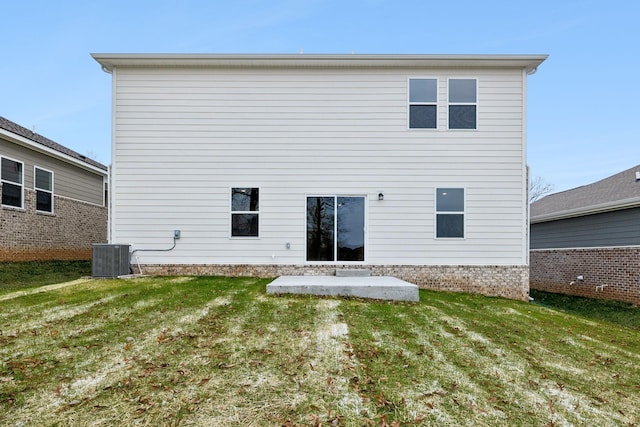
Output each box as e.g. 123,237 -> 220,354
0,188 -> 107,261
136,263 -> 530,301
530,247 -> 640,304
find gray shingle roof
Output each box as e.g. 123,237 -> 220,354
531,164 -> 640,222
0,116 -> 107,171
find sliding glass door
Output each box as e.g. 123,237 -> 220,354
337,196 -> 365,261
306,196 -> 365,262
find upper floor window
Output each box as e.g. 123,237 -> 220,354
448,79 -> 477,129
1,157 -> 23,208
35,167 -> 54,213
436,188 -> 464,238
409,78 -> 437,129
231,187 -> 259,237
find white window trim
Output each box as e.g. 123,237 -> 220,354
34,166 -> 54,214
229,186 -> 261,239
304,194 -> 367,264
1,156 -> 24,209
408,77 -> 439,130
447,78 -> 478,131
434,187 -> 466,240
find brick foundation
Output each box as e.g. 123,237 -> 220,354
0,189 -> 107,261
530,247 -> 640,305
136,263 -> 529,301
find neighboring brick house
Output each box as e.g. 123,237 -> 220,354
530,164 -> 640,304
93,53 -> 547,301
0,116 -> 108,261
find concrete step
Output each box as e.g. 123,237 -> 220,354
266,276 -> 419,302
335,269 -> 371,277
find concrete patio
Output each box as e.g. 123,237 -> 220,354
266,275 -> 420,302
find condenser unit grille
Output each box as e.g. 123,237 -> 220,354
92,244 -> 131,278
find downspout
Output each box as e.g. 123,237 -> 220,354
99,62 -> 115,243
522,68 -> 531,301
522,68 -> 530,267
107,165 -> 111,243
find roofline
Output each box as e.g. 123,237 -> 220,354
0,127 -> 108,176
92,53 -> 548,74
530,197 -> 640,223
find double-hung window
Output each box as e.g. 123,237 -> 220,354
448,79 -> 477,129
1,157 -> 23,208
409,78 -> 438,129
230,187 -> 259,237
35,167 -> 54,213
436,188 -> 464,238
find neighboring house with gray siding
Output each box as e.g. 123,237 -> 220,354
530,164 -> 640,303
93,53 -> 547,301
0,116 -> 108,261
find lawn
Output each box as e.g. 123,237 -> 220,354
1,276 -> 639,426
0,260 -> 91,296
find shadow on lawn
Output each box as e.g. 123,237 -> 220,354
0,260 -> 91,293
530,290 -> 640,331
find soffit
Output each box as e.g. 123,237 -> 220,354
92,53 -> 548,73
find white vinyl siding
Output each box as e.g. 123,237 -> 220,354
111,66 -> 527,266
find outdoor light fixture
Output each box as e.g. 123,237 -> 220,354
378,192 -> 384,201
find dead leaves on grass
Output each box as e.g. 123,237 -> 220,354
4,279 -> 640,426
277,412 -> 407,427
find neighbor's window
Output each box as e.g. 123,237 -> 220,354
436,188 -> 464,238
1,157 -> 24,208
231,187 -> 259,237
409,78 -> 438,129
35,167 -> 54,213
448,79 -> 477,129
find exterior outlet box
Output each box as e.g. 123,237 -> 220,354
174,230 -> 181,239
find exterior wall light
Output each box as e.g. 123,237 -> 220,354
378,192 -> 384,201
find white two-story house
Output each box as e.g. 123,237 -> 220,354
93,53 -> 546,300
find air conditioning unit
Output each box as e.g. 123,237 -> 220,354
92,244 -> 131,278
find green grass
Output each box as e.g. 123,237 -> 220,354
531,290 -> 640,331
1,277 -> 639,426
0,261 -> 91,295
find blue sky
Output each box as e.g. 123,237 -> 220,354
1,0 -> 638,193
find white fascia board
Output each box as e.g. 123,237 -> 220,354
531,197 -> 640,223
92,53 -> 548,74
0,128 -> 107,176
